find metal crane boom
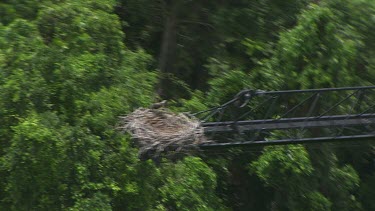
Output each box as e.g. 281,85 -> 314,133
195,86 -> 375,148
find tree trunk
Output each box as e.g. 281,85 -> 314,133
157,1 -> 178,97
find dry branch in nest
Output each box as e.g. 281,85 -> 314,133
118,108 -> 209,156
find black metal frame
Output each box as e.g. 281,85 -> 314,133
200,134 -> 375,149
196,86 -> 375,149
203,114 -> 375,132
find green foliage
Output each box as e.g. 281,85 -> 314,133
260,1 -> 375,89
159,157 -> 225,211
0,0 -> 374,210
4,113 -> 69,210
69,192 -> 112,211
304,191 -> 332,211
144,0 -> 371,209
250,146 -> 321,210
328,165 -> 362,210
250,145 -> 362,210
251,146 -> 314,187
0,0 -> 228,210
207,70 -> 251,106
0,19 -> 49,115
0,0 -> 51,24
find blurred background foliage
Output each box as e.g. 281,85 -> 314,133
0,0 -> 374,210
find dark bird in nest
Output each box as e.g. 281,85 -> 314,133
150,100 -> 167,109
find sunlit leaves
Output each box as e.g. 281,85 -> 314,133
5,113 -> 69,210
159,157 -> 225,211
250,145 -> 313,187
264,2 -> 374,89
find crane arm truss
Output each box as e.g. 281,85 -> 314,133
194,86 -> 375,148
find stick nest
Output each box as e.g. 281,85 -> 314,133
119,108 -> 208,155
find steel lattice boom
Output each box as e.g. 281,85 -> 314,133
194,86 -> 375,148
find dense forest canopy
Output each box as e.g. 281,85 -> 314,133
0,0 -> 374,210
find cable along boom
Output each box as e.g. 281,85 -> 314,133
197,86 -> 375,148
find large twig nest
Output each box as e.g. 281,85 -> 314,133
119,108 -> 208,156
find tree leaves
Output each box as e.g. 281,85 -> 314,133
0,0 -> 374,210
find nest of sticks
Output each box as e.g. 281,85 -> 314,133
119,108 -> 209,156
